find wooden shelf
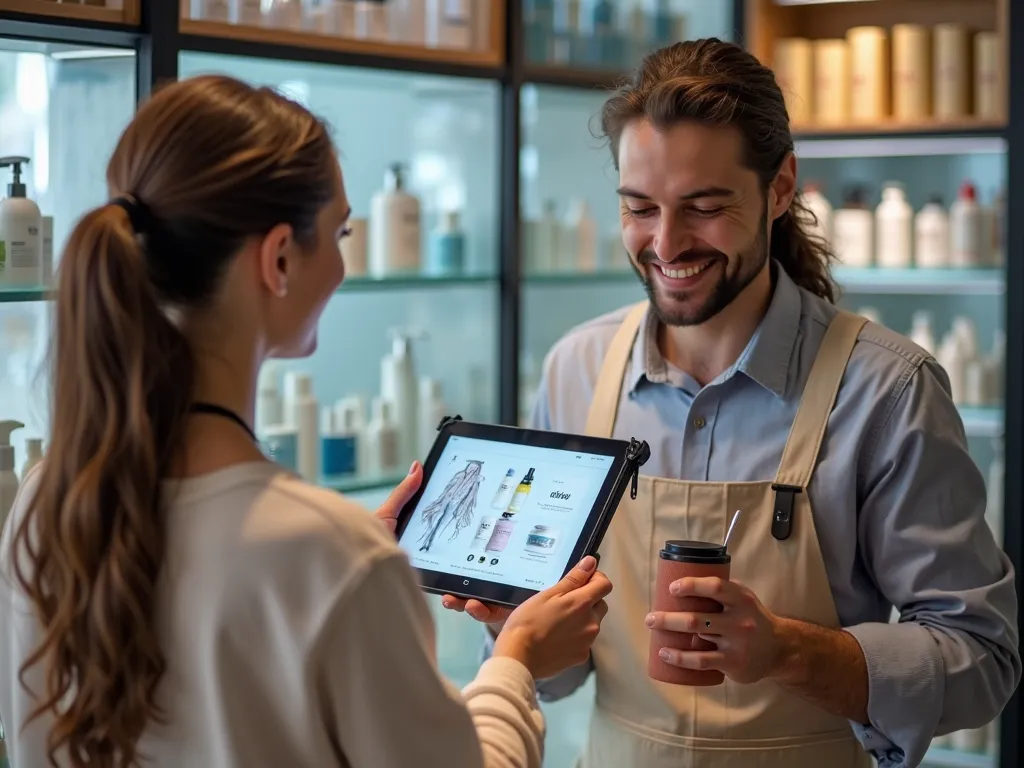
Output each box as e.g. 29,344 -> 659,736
522,64 -> 625,91
179,8 -> 505,76
748,0 -> 1009,127
0,0 -> 139,25
793,117 -> 1006,140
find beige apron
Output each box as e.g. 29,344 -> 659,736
579,303 -> 874,768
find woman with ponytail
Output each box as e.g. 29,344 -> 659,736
0,75 -> 611,768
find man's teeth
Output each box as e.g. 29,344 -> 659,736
658,261 -> 712,279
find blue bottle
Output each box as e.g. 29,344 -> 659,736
262,426 -> 298,473
322,433 -> 358,477
585,0 -> 621,69
427,210 -> 466,276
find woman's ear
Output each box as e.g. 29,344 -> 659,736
259,223 -> 295,298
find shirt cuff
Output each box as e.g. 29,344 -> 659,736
845,621 -> 945,767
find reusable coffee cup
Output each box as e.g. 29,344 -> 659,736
648,539 -> 731,686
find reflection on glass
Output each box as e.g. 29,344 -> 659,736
183,0 -> 494,55
181,52 -> 500,278
0,39 -> 136,465
524,0 -> 734,72
180,52 -> 501,490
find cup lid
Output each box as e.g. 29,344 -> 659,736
660,539 -> 730,562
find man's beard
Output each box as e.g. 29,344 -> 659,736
630,211 -> 769,328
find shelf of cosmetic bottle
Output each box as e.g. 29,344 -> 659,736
795,134 -> 1007,159
323,470 -> 408,495
923,746 -> 995,768
0,286 -> 52,303
521,64 -> 626,91
959,407 -> 1004,439
178,15 -> 504,77
0,0 -> 139,25
340,274 -> 497,292
834,267 -> 1004,295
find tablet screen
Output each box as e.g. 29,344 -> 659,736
398,434 -> 617,592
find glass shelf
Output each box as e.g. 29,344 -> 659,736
0,287 -> 52,303
792,120 -> 1007,143
179,1 -> 503,75
834,268 -> 1005,295
0,0 -> 139,25
924,746 -> 996,768
522,268 -> 1005,296
0,276 -> 497,303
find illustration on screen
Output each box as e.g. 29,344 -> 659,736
417,459 -> 485,552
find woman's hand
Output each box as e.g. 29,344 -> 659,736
492,556 -> 612,680
374,462 -> 423,535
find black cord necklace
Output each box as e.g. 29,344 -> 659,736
189,402 -> 258,444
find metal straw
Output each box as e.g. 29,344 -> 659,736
723,510 -> 742,550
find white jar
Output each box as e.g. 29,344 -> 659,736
525,525 -> 562,554
875,182 -> 912,268
832,187 -> 874,268
914,196 -> 950,268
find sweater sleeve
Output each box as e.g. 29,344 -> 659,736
316,551 -> 545,768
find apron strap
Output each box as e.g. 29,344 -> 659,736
773,310 -> 867,489
584,302 -> 648,438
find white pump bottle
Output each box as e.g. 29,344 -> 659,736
0,419 -> 25,533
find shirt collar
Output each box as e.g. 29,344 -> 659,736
627,261 -> 803,399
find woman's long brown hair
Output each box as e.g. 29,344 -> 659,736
12,74 -> 335,767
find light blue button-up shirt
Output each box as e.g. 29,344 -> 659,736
489,263 -> 1020,768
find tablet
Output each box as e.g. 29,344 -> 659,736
395,417 -> 650,607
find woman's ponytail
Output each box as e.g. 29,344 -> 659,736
13,202 -> 193,767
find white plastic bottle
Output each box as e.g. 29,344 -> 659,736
937,333 -> 966,405
950,181 -> 984,267
367,397 -> 401,475
875,182 -> 913,269
800,181 -> 833,246
0,156 -> 43,287
380,329 -> 420,466
229,0 -> 263,24
290,373 -> 319,482
190,0 -> 230,21
417,376 -> 446,459
531,199 -> 560,273
335,396 -> 368,476
566,198 -> 598,272
987,438 -> 1004,547
908,311 -> 936,355
255,362 -> 284,438
21,437 -> 43,478
369,164 -> 421,276
914,196 -> 950,268
0,420 -> 24,532
832,187 -> 874,268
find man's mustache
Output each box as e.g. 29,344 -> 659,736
637,248 -> 726,266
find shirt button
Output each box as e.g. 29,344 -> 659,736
693,416 -> 706,429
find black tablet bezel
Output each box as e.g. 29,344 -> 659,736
394,418 -> 633,607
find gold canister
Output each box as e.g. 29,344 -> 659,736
773,37 -> 814,125
892,24 -> 931,121
813,39 -> 849,125
933,23 -> 971,120
847,26 -> 889,123
974,31 -> 1002,120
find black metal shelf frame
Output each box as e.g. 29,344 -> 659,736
0,1 -> 1020,765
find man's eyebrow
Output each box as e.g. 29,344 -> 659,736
616,186 -> 735,201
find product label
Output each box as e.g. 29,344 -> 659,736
0,241 -> 6,272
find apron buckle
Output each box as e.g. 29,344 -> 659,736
770,483 -> 802,541
626,438 -> 652,500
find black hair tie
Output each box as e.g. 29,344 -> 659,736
110,195 -> 155,235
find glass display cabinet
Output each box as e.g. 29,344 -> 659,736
0,2 -> 1020,767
